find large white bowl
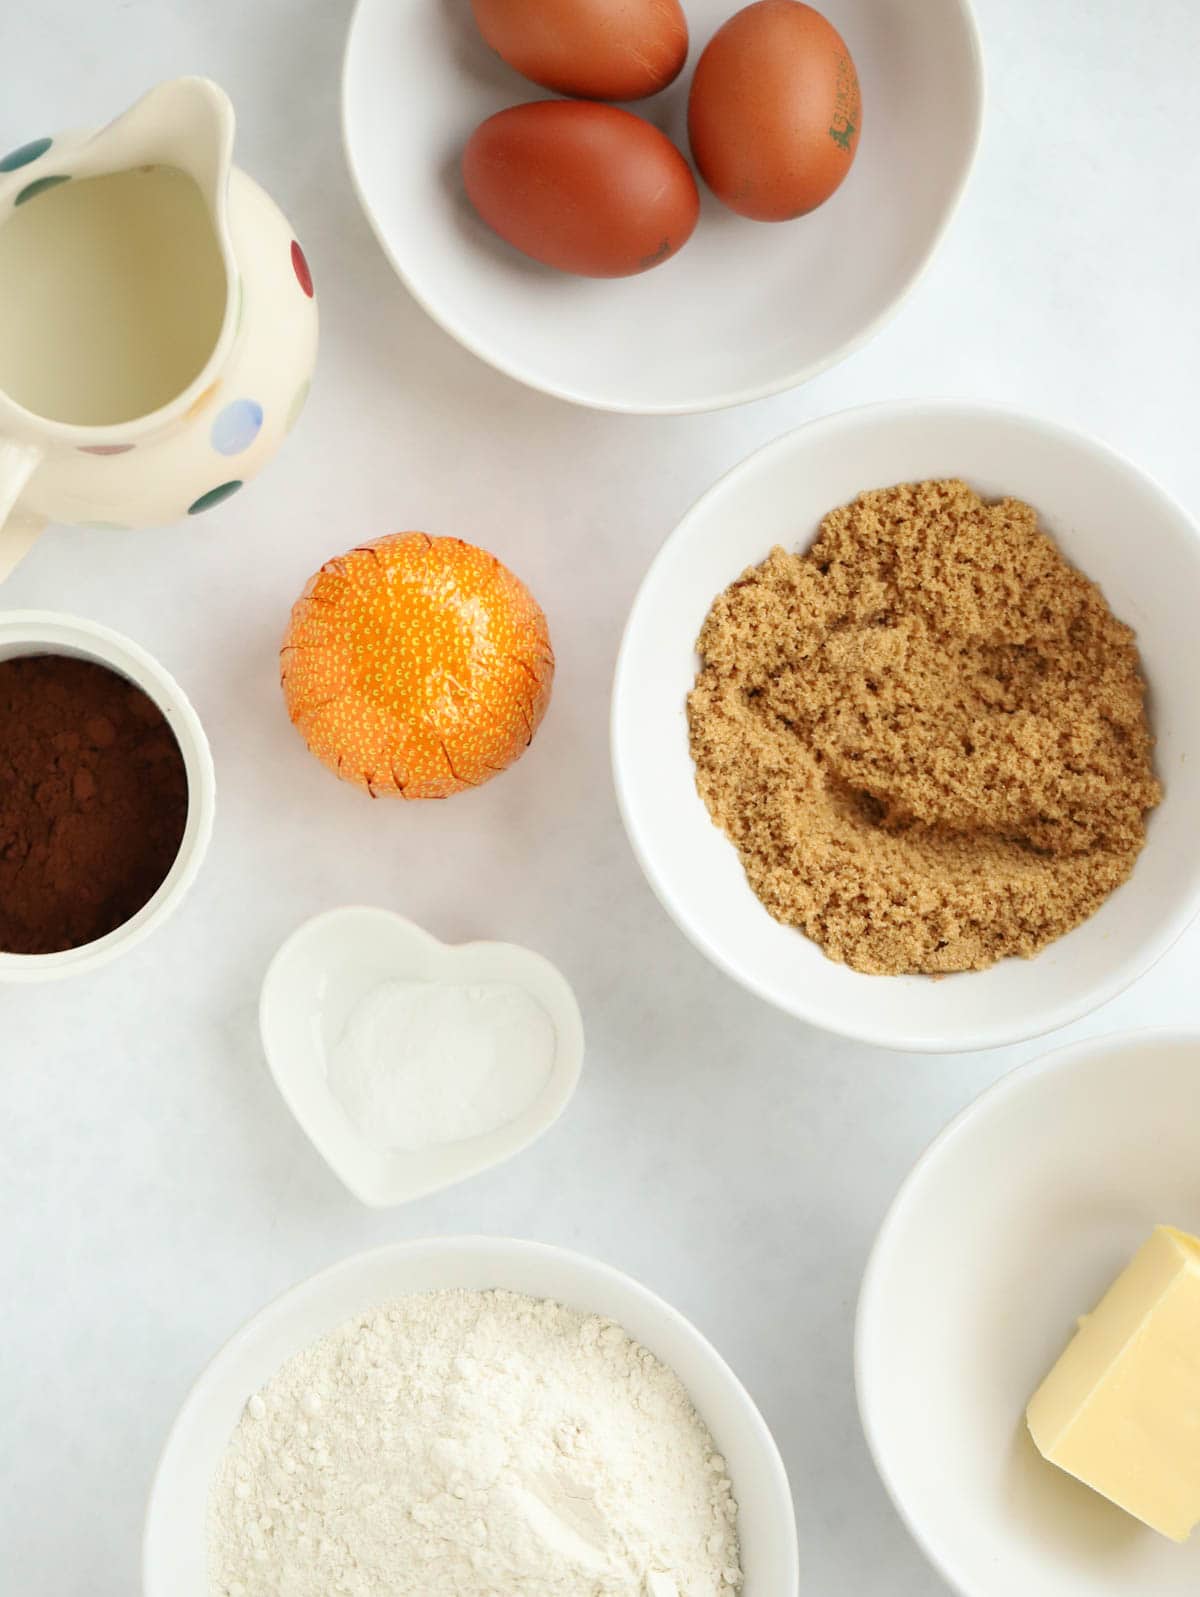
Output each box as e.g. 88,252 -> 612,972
341,0 -> 984,413
611,401 -> 1200,1052
144,1237 -> 798,1595
856,1029 -> 1200,1597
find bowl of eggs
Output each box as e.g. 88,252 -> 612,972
341,0 -> 985,413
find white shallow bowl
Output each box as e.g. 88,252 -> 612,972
856,1029 -> 1200,1597
0,610 -> 215,982
144,1236 -> 799,1595
260,907 -> 585,1205
341,0 -> 984,413
612,400 -> 1200,1052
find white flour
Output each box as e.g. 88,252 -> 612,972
208,1289 -> 742,1597
326,981 -> 555,1153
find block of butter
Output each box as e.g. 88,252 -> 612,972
1026,1225 -> 1200,1542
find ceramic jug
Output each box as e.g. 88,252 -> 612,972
0,77 -> 318,580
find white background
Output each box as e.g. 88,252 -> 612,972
3,2 -> 1200,1592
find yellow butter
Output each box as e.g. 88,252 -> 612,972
1026,1225 -> 1200,1542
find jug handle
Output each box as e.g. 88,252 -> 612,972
0,438 -> 46,583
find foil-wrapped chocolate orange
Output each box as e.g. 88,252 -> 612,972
281,533 -> 553,799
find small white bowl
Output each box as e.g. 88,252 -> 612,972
144,1236 -> 799,1595
856,1029 -> 1200,1597
259,906 -> 585,1205
341,0 -> 984,413
0,610 -> 215,981
611,401 -> 1200,1052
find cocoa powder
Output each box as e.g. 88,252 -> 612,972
0,654 -> 189,955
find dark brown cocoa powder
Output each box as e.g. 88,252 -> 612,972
0,654 -> 189,954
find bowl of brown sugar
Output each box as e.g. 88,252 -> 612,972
612,402 -> 1200,1052
0,611 -> 215,981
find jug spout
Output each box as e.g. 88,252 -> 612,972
85,77 -> 235,215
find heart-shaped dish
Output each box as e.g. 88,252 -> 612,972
259,907 -> 584,1205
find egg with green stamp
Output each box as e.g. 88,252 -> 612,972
688,0 -> 862,222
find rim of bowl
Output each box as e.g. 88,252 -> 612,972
0,610 -> 216,982
338,0 -> 987,415
610,399 -> 1200,1051
853,1025 -> 1200,1597
257,907 -> 586,1206
143,1234 -> 800,1594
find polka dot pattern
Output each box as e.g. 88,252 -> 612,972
0,137 -> 51,172
211,398 -> 263,456
15,173 -> 70,206
188,480 -> 243,515
290,240 -> 313,298
280,533 -> 554,800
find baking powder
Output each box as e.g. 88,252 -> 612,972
326,980 -> 555,1152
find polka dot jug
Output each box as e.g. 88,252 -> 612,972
0,77 -> 318,580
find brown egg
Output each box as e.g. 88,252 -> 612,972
687,0 -> 862,222
463,102 -> 699,278
469,0 -> 688,101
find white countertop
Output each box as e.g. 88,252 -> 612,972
3,2 -> 1199,1592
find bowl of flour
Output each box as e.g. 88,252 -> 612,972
144,1237 -> 797,1597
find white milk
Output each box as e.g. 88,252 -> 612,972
0,164 -> 226,425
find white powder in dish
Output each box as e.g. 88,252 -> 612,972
326,980 -> 555,1152
207,1288 -> 742,1597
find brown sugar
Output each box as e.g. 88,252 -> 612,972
687,479 -> 1162,975
0,655 -> 189,955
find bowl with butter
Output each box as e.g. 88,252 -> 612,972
856,1029 -> 1200,1597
